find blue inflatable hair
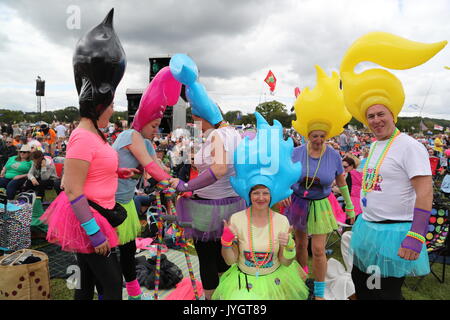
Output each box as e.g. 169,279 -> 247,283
169,53 -> 223,126
230,112 -> 302,207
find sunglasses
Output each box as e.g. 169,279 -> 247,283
20,151 -> 30,154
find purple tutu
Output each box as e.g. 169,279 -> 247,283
285,194 -> 309,232
176,196 -> 246,241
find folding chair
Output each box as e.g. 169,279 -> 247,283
411,204 -> 449,290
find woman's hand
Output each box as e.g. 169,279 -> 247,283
94,240 -> 111,256
278,227 -> 293,247
31,178 -> 40,186
222,219 -> 238,242
117,168 -> 141,179
279,196 -> 292,208
169,178 -> 180,189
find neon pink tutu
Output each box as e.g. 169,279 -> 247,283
328,193 -> 346,224
40,192 -> 119,253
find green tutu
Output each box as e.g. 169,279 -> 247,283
212,261 -> 309,300
307,198 -> 338,235
116,199 -> 141,245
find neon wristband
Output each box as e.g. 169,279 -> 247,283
81,218 -> 100,236
283,247 -> 296,260
221,238 -> 233,247
314,281 -> 326,298
406,231 -> 425,243
285,236 -> 295,250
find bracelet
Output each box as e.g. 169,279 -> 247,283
221,238 -> 233,247
406,231 -> 425,243
283,247 -> 296,260
81,218 -> 100,236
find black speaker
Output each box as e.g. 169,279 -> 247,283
126,92 -> 142,125
36,80 -> 45,96
149,57 -> 171,83
159,106 -> 173,134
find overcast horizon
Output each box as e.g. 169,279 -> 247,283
1,0 -> 449,121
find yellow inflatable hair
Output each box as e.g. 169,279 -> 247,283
292,65 -> 351,139
340,32 -> 447,127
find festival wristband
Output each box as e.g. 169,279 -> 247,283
345,207 -> 355,219
88,230 -> 107,248
81,218 -> 101,236
221,239 -> 233,247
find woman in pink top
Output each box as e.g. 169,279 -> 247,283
342,157 -> 363,217
41,9 -> 136,300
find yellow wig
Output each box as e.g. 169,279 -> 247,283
340,32 -> 447,127
292,65 -> 351,139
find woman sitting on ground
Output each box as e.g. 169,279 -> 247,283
25,150 -> 58,200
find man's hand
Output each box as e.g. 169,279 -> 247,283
398,247 -> 420,261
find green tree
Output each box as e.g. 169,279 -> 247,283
255,100 -> 287,120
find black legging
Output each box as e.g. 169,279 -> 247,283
24,178 -> 54,199
194,239 -> 230,290
118,240 -> 137,282
351,265 -> 405,300
75,251 -> 123,300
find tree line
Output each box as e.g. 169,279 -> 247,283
1,101 -> 449,134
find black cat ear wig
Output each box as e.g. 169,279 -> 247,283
73,8 -> 126,119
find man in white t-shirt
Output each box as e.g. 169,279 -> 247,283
55,123 -> 67,152
339,32 -> 444,300
351,104 -> 433,300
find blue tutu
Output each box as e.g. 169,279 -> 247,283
351,217 -> 430,278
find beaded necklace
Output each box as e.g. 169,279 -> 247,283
361,128 -> 400,207
303,143 -> 326,197
247,207 -> 274,277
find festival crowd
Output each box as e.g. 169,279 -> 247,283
1,10 -> 449,301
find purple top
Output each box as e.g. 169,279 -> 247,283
291,145 -> 344,200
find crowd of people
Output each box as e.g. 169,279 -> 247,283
1,12 -> 449,302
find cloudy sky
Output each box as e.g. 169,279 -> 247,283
0,0 -> 449,121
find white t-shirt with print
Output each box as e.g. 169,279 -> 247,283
362,133 -> 431,222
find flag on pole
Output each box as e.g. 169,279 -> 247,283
264,70 -> 277,93
434,124 -> 444,131
419,120 -> 428,131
